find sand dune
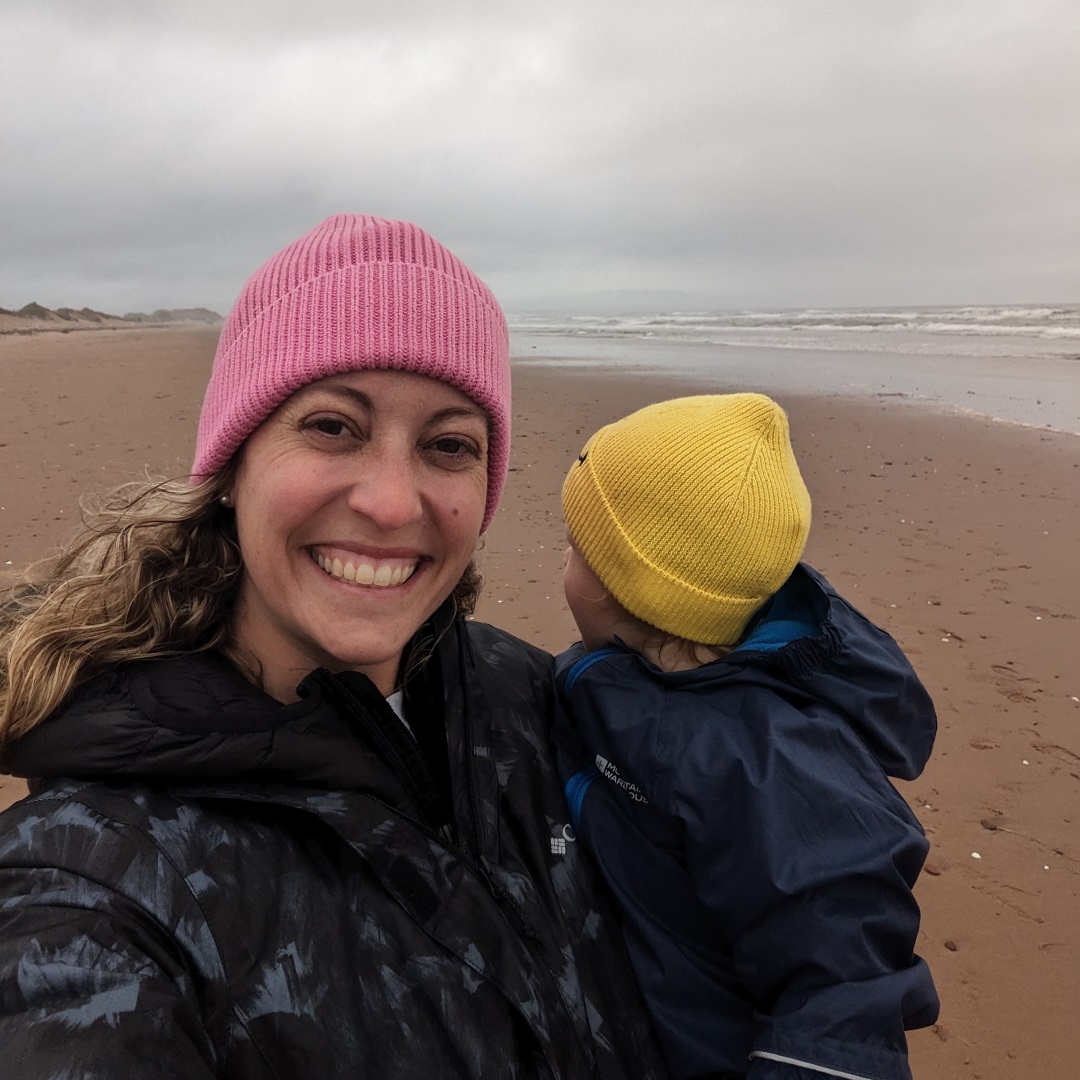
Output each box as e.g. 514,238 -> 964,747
0,303 -> 220,335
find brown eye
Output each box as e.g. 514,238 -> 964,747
301,414 -> 355,440
432,437 -> 471,456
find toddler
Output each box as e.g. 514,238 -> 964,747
553,393 -> 939,1080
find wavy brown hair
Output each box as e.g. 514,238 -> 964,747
0,465 -> 482,746
0,467 -> 241,745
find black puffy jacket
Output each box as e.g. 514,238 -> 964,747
0,615 -> 667,1080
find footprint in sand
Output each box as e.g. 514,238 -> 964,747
990,663 -> 1038,704
1031,743 -> 1080,766
1026,604 -> 1077,621
970,878 -> 1043,924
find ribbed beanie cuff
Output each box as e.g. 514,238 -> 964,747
562,394 -> 812,645
193,215 -> 510,531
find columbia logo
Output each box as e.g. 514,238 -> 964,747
550,824 -> 575,856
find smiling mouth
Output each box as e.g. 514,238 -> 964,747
313,551 -> 419,587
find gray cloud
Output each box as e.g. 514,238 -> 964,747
3,0 -> 1078,314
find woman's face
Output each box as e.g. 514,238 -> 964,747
229,369 -> 489,700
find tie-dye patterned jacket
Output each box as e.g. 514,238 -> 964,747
0,616 -> 667,1080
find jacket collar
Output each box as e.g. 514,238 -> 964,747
557,563 -> 937,781
3,603 -> 460,813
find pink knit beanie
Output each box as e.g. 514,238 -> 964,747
193,214 -> 511,530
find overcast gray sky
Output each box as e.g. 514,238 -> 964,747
3,0 -> 1078,315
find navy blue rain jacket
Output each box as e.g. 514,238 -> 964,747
552,564 -> 939,1080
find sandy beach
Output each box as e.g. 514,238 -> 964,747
1,326 -> 1077,1079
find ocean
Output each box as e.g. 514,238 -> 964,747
508,304 -> 1080,435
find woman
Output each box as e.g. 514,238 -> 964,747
0,215 -> 667,1079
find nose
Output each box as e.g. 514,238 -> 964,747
344,444 -> 424,532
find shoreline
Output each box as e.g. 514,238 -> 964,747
512,353 -> 1080,440
510,330 -> 1080,436
1,327 -> 1078,1079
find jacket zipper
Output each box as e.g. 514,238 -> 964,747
564,764 -> 599,832
455,621 -> 489,875
358,789 -> 544,954
317,669 -> 437,823
322,663 -> 534,940
394,623 -> 593,1071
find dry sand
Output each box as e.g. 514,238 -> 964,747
2,328 -> 1078,1079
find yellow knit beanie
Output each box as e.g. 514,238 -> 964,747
562,393 -> 812,646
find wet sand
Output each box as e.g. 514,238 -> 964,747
2,328 -> 1078,1078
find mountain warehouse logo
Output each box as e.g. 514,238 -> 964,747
594,755 -> 648,804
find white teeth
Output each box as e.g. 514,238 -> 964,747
314,552 -> 417,588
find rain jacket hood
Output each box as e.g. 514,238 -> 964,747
610,560 -> 936,780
